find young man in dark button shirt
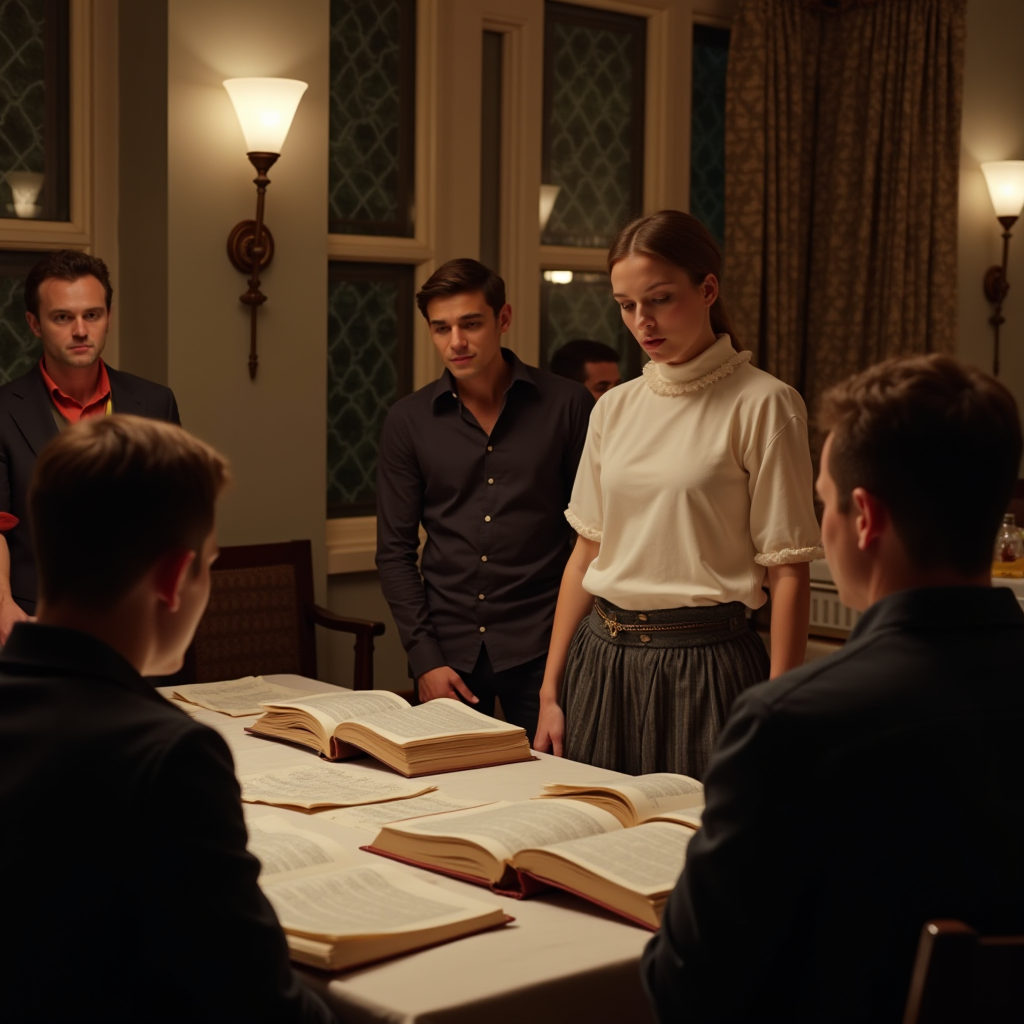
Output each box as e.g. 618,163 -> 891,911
376,259 -> 593,744
0,250 -> 180,642
643,354 -> 1024,1024
0,416 -> 333,1024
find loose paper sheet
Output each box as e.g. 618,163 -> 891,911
320,792 -> 492,833
247,815 -> 355,878
174,677 -> 322,717
240,762 -> 435,809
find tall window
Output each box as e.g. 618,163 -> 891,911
539,2 -> 645,377
329,0 -> 415,237
0,0 -> 70,224
327,263 -> 413,519
0,250 -> 40,385
690,23 -> 730,249
327,0 -> 417,521
541,2 -> 645,250
0,0 -> 72,383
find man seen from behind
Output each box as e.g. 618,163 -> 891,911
0,416 -> 333,1024
643,354 -> 1024,1023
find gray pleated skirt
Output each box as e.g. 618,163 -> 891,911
561,598 -> 770,780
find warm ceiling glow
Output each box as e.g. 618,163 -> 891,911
543,270 -> 574,284
980,161 -> 1024,218
223,78 -> 309,154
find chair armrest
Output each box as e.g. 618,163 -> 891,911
307,604 -> 386,637
307,605 -> 385,691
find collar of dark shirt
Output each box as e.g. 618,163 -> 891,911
430,347 -> 538,407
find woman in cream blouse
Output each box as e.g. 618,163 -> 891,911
534,210 -> 822,778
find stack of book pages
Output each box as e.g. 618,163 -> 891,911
249,691 -> 533,776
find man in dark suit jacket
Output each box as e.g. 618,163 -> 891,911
643,355 -> 1024,1024
0,416 -> 333,1023
0,249 -> 180,638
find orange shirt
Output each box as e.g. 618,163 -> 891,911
39,358 -> 112,423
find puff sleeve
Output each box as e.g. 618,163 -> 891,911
744,391 -> 823,566
564,398 -> 605,543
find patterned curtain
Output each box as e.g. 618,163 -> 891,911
724,0 -> 966,437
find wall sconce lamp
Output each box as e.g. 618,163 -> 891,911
540,184 -> 561,233
223,77 -> 308,380
980,160 -> 1024,376
6,171 -> 44,219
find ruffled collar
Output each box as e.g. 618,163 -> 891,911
642,335 -> 752,396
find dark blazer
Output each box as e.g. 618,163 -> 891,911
0,623 -> 334,1024
0,363 -> 181,611
642,586 -> 1024,1024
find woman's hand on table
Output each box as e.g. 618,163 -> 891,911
533,699 -> 565,756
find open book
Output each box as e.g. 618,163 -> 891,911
249,691 -> 532,776
365,799 -> 697,928
247,815 -> 509,970
536,773 -> 705,828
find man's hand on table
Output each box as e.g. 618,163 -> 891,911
0,595 -> 31,645
417,665 -> 478,704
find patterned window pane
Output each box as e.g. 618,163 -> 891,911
328,263 -> 413,518
329,0 -> 415,237
690,24 -> 730,249
542,2 -> 645,249
0,0 -> 69,222
0,251 -> 42,385
540,270 -> 642,381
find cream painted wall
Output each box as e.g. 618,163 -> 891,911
958,0 -> 1024,421
324,572 -> 410,694
166,1 -> 329,600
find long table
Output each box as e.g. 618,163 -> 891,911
163,676 -> 658,1024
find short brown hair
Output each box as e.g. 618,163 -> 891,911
24,249 -> 114,318
550,339 -> 620,381
818,354 -> 1022,576
416,259 -> 506,320
29,416 -> 230,608
607,210 -> 740,350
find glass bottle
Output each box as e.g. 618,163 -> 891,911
993,513 -> 1024,563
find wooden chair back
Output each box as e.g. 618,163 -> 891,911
903,920 -> 1024,1024
185,540 -> 318,683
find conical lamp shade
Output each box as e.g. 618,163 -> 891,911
223,78 -> 308,154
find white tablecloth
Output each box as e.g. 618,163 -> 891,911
162,675 -> 658,1024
